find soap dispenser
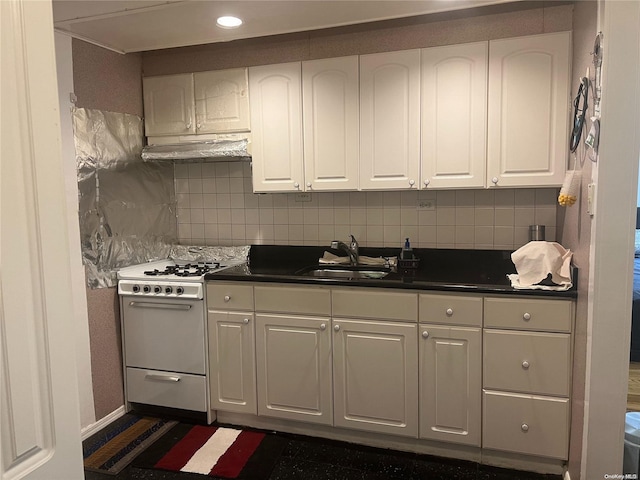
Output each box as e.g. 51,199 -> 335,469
401,238 -> 413,260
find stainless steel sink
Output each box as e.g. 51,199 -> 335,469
296,265 -> 391,280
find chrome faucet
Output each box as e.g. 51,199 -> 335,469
331,235 -> 359,266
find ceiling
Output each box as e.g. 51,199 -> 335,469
52,0 -> 520,54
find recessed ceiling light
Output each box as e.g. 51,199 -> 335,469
216,16 -> 243,29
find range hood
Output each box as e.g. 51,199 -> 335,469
141,138 -> 250,161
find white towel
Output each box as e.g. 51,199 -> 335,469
509,241 -> 573,290
318,252 -> 396,266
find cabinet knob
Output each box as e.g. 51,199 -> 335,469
521,423 -> 529,432
320,323 -> 326,330
491,177 -> 499,185
243,318 -> 249,324
224,295 -> 231,302
196,122 -> 202,130
424,179 -> 430,187
294,182 -> 300,189
446,308 -> 453,316
306,182 -> 312,189
409,179 -> 415,187
186,122 -> 192,130
523,312 -> 531,321
422,331 -> 429,339
334,324 -> 340,332
522,360 -> 530,369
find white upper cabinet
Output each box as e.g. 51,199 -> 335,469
421,42 -> 488,189
249,62 -> 304,192
143,73 -> 196,136
194,68 -> 250,133
360,50 -> 421,190
302,56 -> 359,191
487,31 -> 571,188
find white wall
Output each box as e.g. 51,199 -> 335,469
54,32 -> 96,430
582,1 -> 640,477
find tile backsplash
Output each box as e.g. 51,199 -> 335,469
175,162 -> 558,250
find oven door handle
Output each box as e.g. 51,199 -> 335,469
129,301 -> 192,311
145,374 -> 181,382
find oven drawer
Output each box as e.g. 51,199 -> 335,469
126,368 -> 207,412
122,296 -> 205,374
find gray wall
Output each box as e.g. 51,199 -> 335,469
560,1 -> 598,478
72,38 -> 143,420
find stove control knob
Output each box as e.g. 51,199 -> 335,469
132,285 -> 140,293
176,286 -> 184,295
165,286 -> 173,294
153,286 -> 162,294
143,285 -> 151,293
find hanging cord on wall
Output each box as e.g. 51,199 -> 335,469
569,76 -> 589,153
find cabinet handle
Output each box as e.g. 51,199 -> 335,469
306,182 -> 312,189
334,324 -> 340,332
491,177 -> 499,185
320,323 -> 326,330
186,121 -> 192,130
522,360 -> 530,369
446,308 -> 453,316
243,318 -> 249,324
197,122 -> 202,130
409,179 -> 415,187
523,312 -> 531,321
423,179 -> 430,187
145,374 -> 180,382
422,331 -> 429,339
521,423 -> 529,432
224,295 -> 231,302
294,182 -> 300,189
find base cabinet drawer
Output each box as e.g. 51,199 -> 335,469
484,330 -> 571,396
126,367 -> 207,412
482,390 -> 569,460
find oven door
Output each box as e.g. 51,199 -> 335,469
122,296 -> 205,375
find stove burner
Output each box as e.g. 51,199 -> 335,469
143,261 -> 222,277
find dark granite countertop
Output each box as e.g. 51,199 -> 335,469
205,245 -> 577,298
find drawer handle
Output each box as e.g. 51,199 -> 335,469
129,301 -> 191,311
334,324 -> 340,332
522,360 -> 530,369
320,323 -> 326,330
521,423 -> 529,432
422,331 -> 429,339
523,312 -> 531,321
446,308 -> 453,316
224,295 -> 231,302
243,318 -> 250,324
145,374 -> 181,382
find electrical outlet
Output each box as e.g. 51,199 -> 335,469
417,200 -> 435,210
295,192 -> 312,202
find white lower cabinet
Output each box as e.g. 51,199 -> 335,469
419,324 -> 481,446
208,310 -> 257,415
255,313 -> 333,425
333,318 -> 418,437
482,391 -> 570,460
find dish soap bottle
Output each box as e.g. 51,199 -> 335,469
401,238 -> 413,260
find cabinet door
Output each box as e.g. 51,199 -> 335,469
487,32 -> 571,187
255,314 -> 332,425
195,68 -> 250,133
208,310 -> 256,414
249,63 -> 304,192
421,42 -> 487,189
333,319 -> 418,437
302,56 -> 359,191
419,324 -> 481,446
360,50 -> 420,190
143,74 -> 195,136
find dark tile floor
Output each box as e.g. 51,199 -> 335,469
84,424 -> 561,480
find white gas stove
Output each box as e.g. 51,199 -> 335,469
117,258 -> 243,299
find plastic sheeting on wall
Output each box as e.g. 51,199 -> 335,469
73,107 -> 176,288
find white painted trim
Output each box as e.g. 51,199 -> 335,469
53,28 -> 125,54
80,406 -> 126,441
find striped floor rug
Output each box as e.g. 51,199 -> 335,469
133,424 -> 287,479
83,414 -> 178,475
